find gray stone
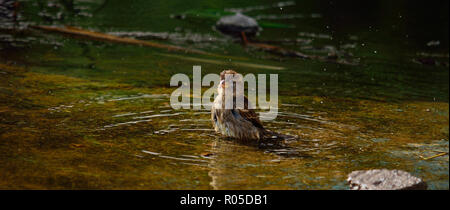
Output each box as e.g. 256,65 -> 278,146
216,13 -> 260,37
347,169 -> 427,190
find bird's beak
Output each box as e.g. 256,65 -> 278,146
219,79 -> 225,88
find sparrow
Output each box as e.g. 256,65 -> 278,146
211,70 -> 293,141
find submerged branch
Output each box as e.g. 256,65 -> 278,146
246,41 -> 359,66
419,152 -> 449,160
30,25 -> 210,55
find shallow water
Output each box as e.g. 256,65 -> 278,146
0,0 -> 448,189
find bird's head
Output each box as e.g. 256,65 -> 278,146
219,70 -> 242,90
218,70 -> 246,109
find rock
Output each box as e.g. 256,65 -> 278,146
215,13 -> 260,38
347,169 -> 427,190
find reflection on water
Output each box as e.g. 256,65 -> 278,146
0,0 -> 448,189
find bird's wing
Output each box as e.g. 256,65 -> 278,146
238,96 -> 264,129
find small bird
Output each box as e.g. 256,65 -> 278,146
211,70 -> 293,141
